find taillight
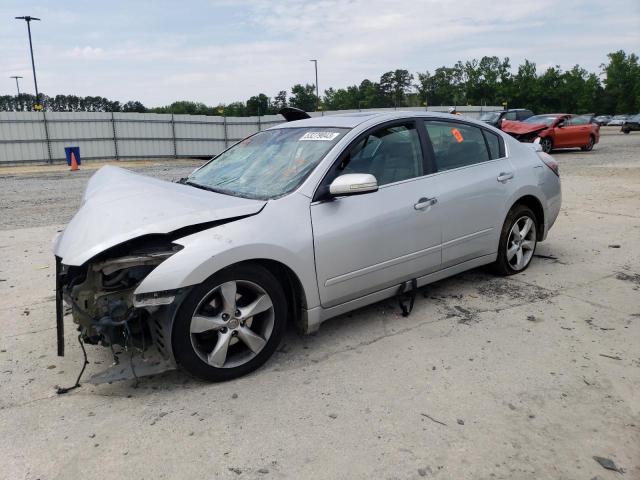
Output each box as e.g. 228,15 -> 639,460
538,151 -> 559,176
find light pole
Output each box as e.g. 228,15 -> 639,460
15,16 -> 42,109
10,76 -> 23,95
309,59 -> 319,112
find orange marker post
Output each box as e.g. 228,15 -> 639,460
70,151 -> 79,171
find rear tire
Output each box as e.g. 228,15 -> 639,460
581,136 -> 595,151
172,264 -> 287,382
493,205 -> 538,276
622,129 -> 630,134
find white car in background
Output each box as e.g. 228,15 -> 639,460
608,115 -> 629,126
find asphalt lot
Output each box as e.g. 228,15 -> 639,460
1,127 -> 639,479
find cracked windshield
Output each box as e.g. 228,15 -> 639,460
187,127 -> 347,199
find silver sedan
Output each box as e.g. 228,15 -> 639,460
54,111 -> 561,382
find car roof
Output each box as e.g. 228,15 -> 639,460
269,110 -> 484,129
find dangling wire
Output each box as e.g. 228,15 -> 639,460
124,321 -> 139,388
56,333 -> 89,395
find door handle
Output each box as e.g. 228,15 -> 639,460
497,172 -> 514,183
414,197 -> 437,210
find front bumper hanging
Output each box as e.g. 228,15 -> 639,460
55,256 -> 65,357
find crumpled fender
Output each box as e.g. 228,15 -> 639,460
501,120 -> 548,136
134,193 -> 321,309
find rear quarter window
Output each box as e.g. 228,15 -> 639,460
482,130 -> 503,159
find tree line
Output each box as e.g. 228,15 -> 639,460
1,50 -> 637,116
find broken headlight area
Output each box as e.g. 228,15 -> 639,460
507,131 -> 544,143
58,242 -> 182,368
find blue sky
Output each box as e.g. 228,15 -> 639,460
1,0 -> 639,107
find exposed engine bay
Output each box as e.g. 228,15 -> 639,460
56,238 -> 184,384
505,129 -> 544,143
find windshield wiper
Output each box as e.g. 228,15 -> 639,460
184,180 -> 227,195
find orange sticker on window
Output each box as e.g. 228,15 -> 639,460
451,128 -> 464,143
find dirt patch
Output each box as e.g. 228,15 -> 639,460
616,272 -> 640,285
476,278 -> 554,304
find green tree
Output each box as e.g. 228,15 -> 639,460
289,84 -> 318,111
246,93 -> 270,116
602,50 -> 640,114
379,69 -> 414,107
272,90 -> 288,111
122,100 -> 147,113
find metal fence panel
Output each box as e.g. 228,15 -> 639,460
0,107 -> 501,164
176,140 -> 226,158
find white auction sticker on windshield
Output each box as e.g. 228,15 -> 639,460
299,131 -> 341,141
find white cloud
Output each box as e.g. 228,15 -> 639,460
66,46 -> 105,59
1,0 -> 638,105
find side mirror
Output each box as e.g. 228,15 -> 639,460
329,173 -> 378,197
557,121 -> 565,128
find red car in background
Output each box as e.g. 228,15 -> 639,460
502,114 -> 599,153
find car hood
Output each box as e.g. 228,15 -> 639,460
501,120 -> 548,135
54,166 -> 266,266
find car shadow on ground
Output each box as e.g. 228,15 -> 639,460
88,262 -> 560,398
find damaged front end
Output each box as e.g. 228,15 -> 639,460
501,120 -> 548,143
56,239 -> 188,384
506,129 -> 546,143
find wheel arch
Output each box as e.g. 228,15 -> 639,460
511,195 -> 545,241
226,258 -> 308,330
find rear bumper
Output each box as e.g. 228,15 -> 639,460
542,187 -> 562,241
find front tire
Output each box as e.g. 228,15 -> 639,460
581,136 -> 595,151
172,264 -> 287,382
493,205 -> 538,276
539,136 -> 553,153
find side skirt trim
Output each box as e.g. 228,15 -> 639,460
300,253 -> 496,333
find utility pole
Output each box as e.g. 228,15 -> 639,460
10,76 -> 23,95
15,16 -> 42,109
309,59 -> 319,111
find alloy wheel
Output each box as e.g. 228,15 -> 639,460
540,137 -> 552,153
506,216 -> 537,271
586,137 -> 594,150
189,280 -> 275,368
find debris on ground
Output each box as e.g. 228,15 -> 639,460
457,419 -> 465,425
418,467 -> 432,476
420,413 -> 447,426
593,455 -> 623,473
599,354 -> 622,361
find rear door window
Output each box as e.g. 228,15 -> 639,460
423,121 -> 491,172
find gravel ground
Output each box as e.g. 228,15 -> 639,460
0,160 -> 202,230
0,127 -> 638,479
